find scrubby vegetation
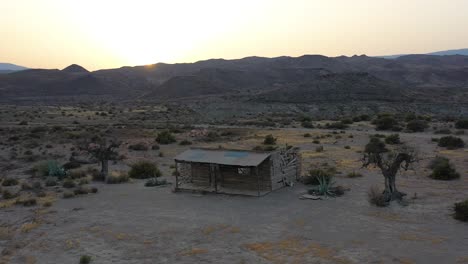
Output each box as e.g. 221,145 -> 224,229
428,157 -> 460,180
437,136 -> 465,149
128,143 -> 149,151
106,171 -> 130,184
128,161 -> 162,179
368,185 -> 388,207
80,255 -> 92,264
385,134 -> 401,145
263,134 -> 277,145
455,119 -> 468,129
406,120 -> 428,132
156,131 -> 176,144
454,200 -> 468,222
145,178 -> 168,187
303,167 -> 336,185
373,114 -> 400,131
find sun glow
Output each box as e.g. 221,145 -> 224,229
61,0 -> 267,66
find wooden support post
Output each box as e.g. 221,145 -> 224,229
256,166 -> 260,197
174,161 -> 179,192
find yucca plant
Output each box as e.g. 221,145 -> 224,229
48,160 -> 66,179
316,175 -> 336,197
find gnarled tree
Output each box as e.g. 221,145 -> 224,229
362,137 -> 417,203
80,137 -> 120,182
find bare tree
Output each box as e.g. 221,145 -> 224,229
362,137 -> 418,203
80,137 -> 120,182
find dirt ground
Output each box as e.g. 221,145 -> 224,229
1,117 -> 468,263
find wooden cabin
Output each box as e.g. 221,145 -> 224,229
174,147 -> 301,196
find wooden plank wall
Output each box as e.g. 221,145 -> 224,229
270,147 -> 301,191
219,161 -> 271,191
190,163 -> 211,187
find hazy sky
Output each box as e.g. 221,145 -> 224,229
1,0 -> 468,70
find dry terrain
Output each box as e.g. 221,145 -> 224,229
0,105 -> 467,264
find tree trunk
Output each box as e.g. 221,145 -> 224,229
101,159 -> 109,182
382,171 -> 405,202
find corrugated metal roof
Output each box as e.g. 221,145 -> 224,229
174,148 -> 271,166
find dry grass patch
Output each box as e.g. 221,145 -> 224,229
180,248 -> 208,256
399,233 -> 446,245
20,221 -> 41,233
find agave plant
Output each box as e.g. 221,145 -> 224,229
316,175 -> 336,197
48,160 -> 67,179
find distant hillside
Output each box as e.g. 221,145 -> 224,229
0,63 -> 28,74
380,48 -> 468,59
1,54 -> 468,107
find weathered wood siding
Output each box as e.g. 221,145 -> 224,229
219,160 -> 271,191
191,163 -> 211,187
270,147 -> 301,191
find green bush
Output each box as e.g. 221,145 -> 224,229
45,177 -> 57,187
2,190 -> 18,199
385,134 -> 401,145
179,139 -> 192,146
347,172 -> 363,178
1,178 -> 19,187
325,122 -> 348,130
80,255 -> 92,264
63,191 -> 75,199
128,143 -> 149,151
301,121 -> 314,128
303,167 -> 335,185
454,200 -> 468,222
62,179 -> 76,188
48,161 -> 66,179
374,116 -> 398,131
263,134 -> 277,145
406,120 -> 429,132
428,157 -> 460,180
156,131 -> 176,144
455,120 -> 468,129
128,161 -> 162,179
438,136 -> 465,149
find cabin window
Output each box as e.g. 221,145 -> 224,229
238,167 -> 250,175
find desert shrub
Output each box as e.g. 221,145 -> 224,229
128,143 -> 148,151
45,177 -> 57,187
368,185 -> 388,207
344,145 -> 351,149
2,190 -> 17,199
106,171 -> 130,184
347,172 -> 363,178
30,162 -> 50,177
156,131 -> 176,144
455,120 -> 468,129
325,122 -> 348,130
62,179 -> 76,188
78,178 -> 89,185
2,178 -> 19,187
303,133 -> 312,138
454,200 -> 468,222
365,137 -> 388,153
80,255 -> 92,264
385,134 -> 401,145
252,145 -> 277,151
158,152 -> 164,157
455,130 -> 465,135
67,170 -> 87,179
434,129 -> 452,135
263,134 -> 277,145
145,178 -> 168,187
128,161 -> 161,179
303,167 -> 335,185
374,116 -> 398,131
312,139 -> 320,144
62,161 -> 82,170
18,121 -> 28,125
301,121 -> 314,128
62,191 -> 75,199
48,161 -> 66,179
179,139 -> 192,146
428,157 -> 460,180
406,120 -> 429,132
315,146 -> 324,152
74,186 -> 90,195
151,144 -> 160,150
21,182 -> 33,191
86,167 -> 102,181
438,136 -> 465,149
90,187 -> 98,193
16,198 -> 37,207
